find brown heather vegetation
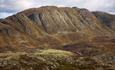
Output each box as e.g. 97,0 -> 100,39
0,49 -> 115,70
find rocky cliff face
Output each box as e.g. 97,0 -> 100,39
0,6 -> 115,52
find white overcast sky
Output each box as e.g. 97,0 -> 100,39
0,0 -> 115,18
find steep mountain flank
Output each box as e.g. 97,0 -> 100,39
21,6 -> 114,35
0,6 -> 115,52
93,11 -> 115,31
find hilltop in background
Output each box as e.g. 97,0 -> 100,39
0,6 -> 115,70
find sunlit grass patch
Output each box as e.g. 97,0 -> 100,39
35,49 -> 73,57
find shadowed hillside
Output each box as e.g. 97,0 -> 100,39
93,11 -> 115,31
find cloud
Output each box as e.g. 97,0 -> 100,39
80,0 -> 115,11
0,12 -> 15,18
63,0 -> 115,13
0,0 -> 115,18
0,0 -> 34,18
0,0 -> 33,11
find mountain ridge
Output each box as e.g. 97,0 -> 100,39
0,6 -> 115,52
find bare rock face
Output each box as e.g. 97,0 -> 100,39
0,6 -> 115,52
21,7 -> 114,35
